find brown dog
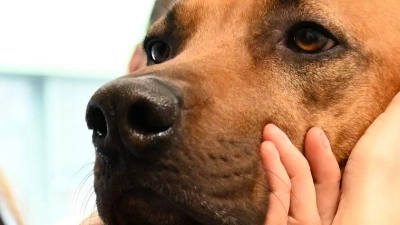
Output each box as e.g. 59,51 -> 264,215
85,0 -> 400,224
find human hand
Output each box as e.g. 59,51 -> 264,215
81,93 -> 400,225
332,93 -> 400,225
261,125 -> 340,225
80,124 -> 339,225
80,125 -> 337,225
261,92 -> 400,225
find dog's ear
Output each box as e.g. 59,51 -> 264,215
128,44 -> 147,73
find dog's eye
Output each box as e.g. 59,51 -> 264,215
288,23 -> 337,54
145,39 -> 170,64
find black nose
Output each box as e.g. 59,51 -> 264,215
86,76 -> 182,155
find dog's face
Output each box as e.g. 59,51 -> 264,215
86,0 -> 400,224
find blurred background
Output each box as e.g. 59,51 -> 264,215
0,1 -> 156,224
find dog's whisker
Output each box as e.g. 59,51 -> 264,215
73,170 -> 94,212
238,174 -> 268,189
73,156 -> 95,178
81,186 -> 95,217
183,190 -> 188,202
262,170 -> 301,205
239,174 -> 288,215
240,172 -> 302,209
269,191 -> 288,216
231,192 -> 259,214
87,198 -> 99,225
73,169 -> 93,194
212,178 -> 259,215
70,156 -> 95,206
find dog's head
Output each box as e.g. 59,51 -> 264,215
86,0 -> 400,224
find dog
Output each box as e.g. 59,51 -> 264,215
85,0 -> 400,224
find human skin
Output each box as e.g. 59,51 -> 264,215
83,0 -> 400,222
85,24 -> 400,222
262,125 -> 340,225
80,211 -> 102,225
81,92 -> 400,225
261,92 -> 400,225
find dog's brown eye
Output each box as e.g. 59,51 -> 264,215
146,39 -> 170,64
288,23 -> 337,53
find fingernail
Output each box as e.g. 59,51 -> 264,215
269,143 -> 279,159
273,125 -> 290,143
319,129 -> 331,150
261,142 -> 278,159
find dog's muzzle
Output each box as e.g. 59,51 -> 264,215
85,76 -> 182,157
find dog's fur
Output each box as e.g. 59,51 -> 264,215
91,0 -> 400,224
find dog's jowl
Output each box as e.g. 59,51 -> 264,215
85,0 -> 400,224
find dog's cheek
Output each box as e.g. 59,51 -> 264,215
296,54 -> 400,165
172,94 -> 271,220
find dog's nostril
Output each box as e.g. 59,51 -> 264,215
127,100 -> 173,135
87,107 -> 108,138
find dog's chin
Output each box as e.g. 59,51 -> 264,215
110,189 -> 203,225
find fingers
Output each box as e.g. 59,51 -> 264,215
305,127 -> 341,225
261,141 -> 290,225
263,124 -> 321,225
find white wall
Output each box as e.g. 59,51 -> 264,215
0,0 -> 155,78
0,0 -> 156,224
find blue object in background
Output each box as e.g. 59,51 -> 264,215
0,1 -> 156,224
0,75 -> 107,225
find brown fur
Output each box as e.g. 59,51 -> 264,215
92,0 -> 400,224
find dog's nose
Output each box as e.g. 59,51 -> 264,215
86,76 -> 182,156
